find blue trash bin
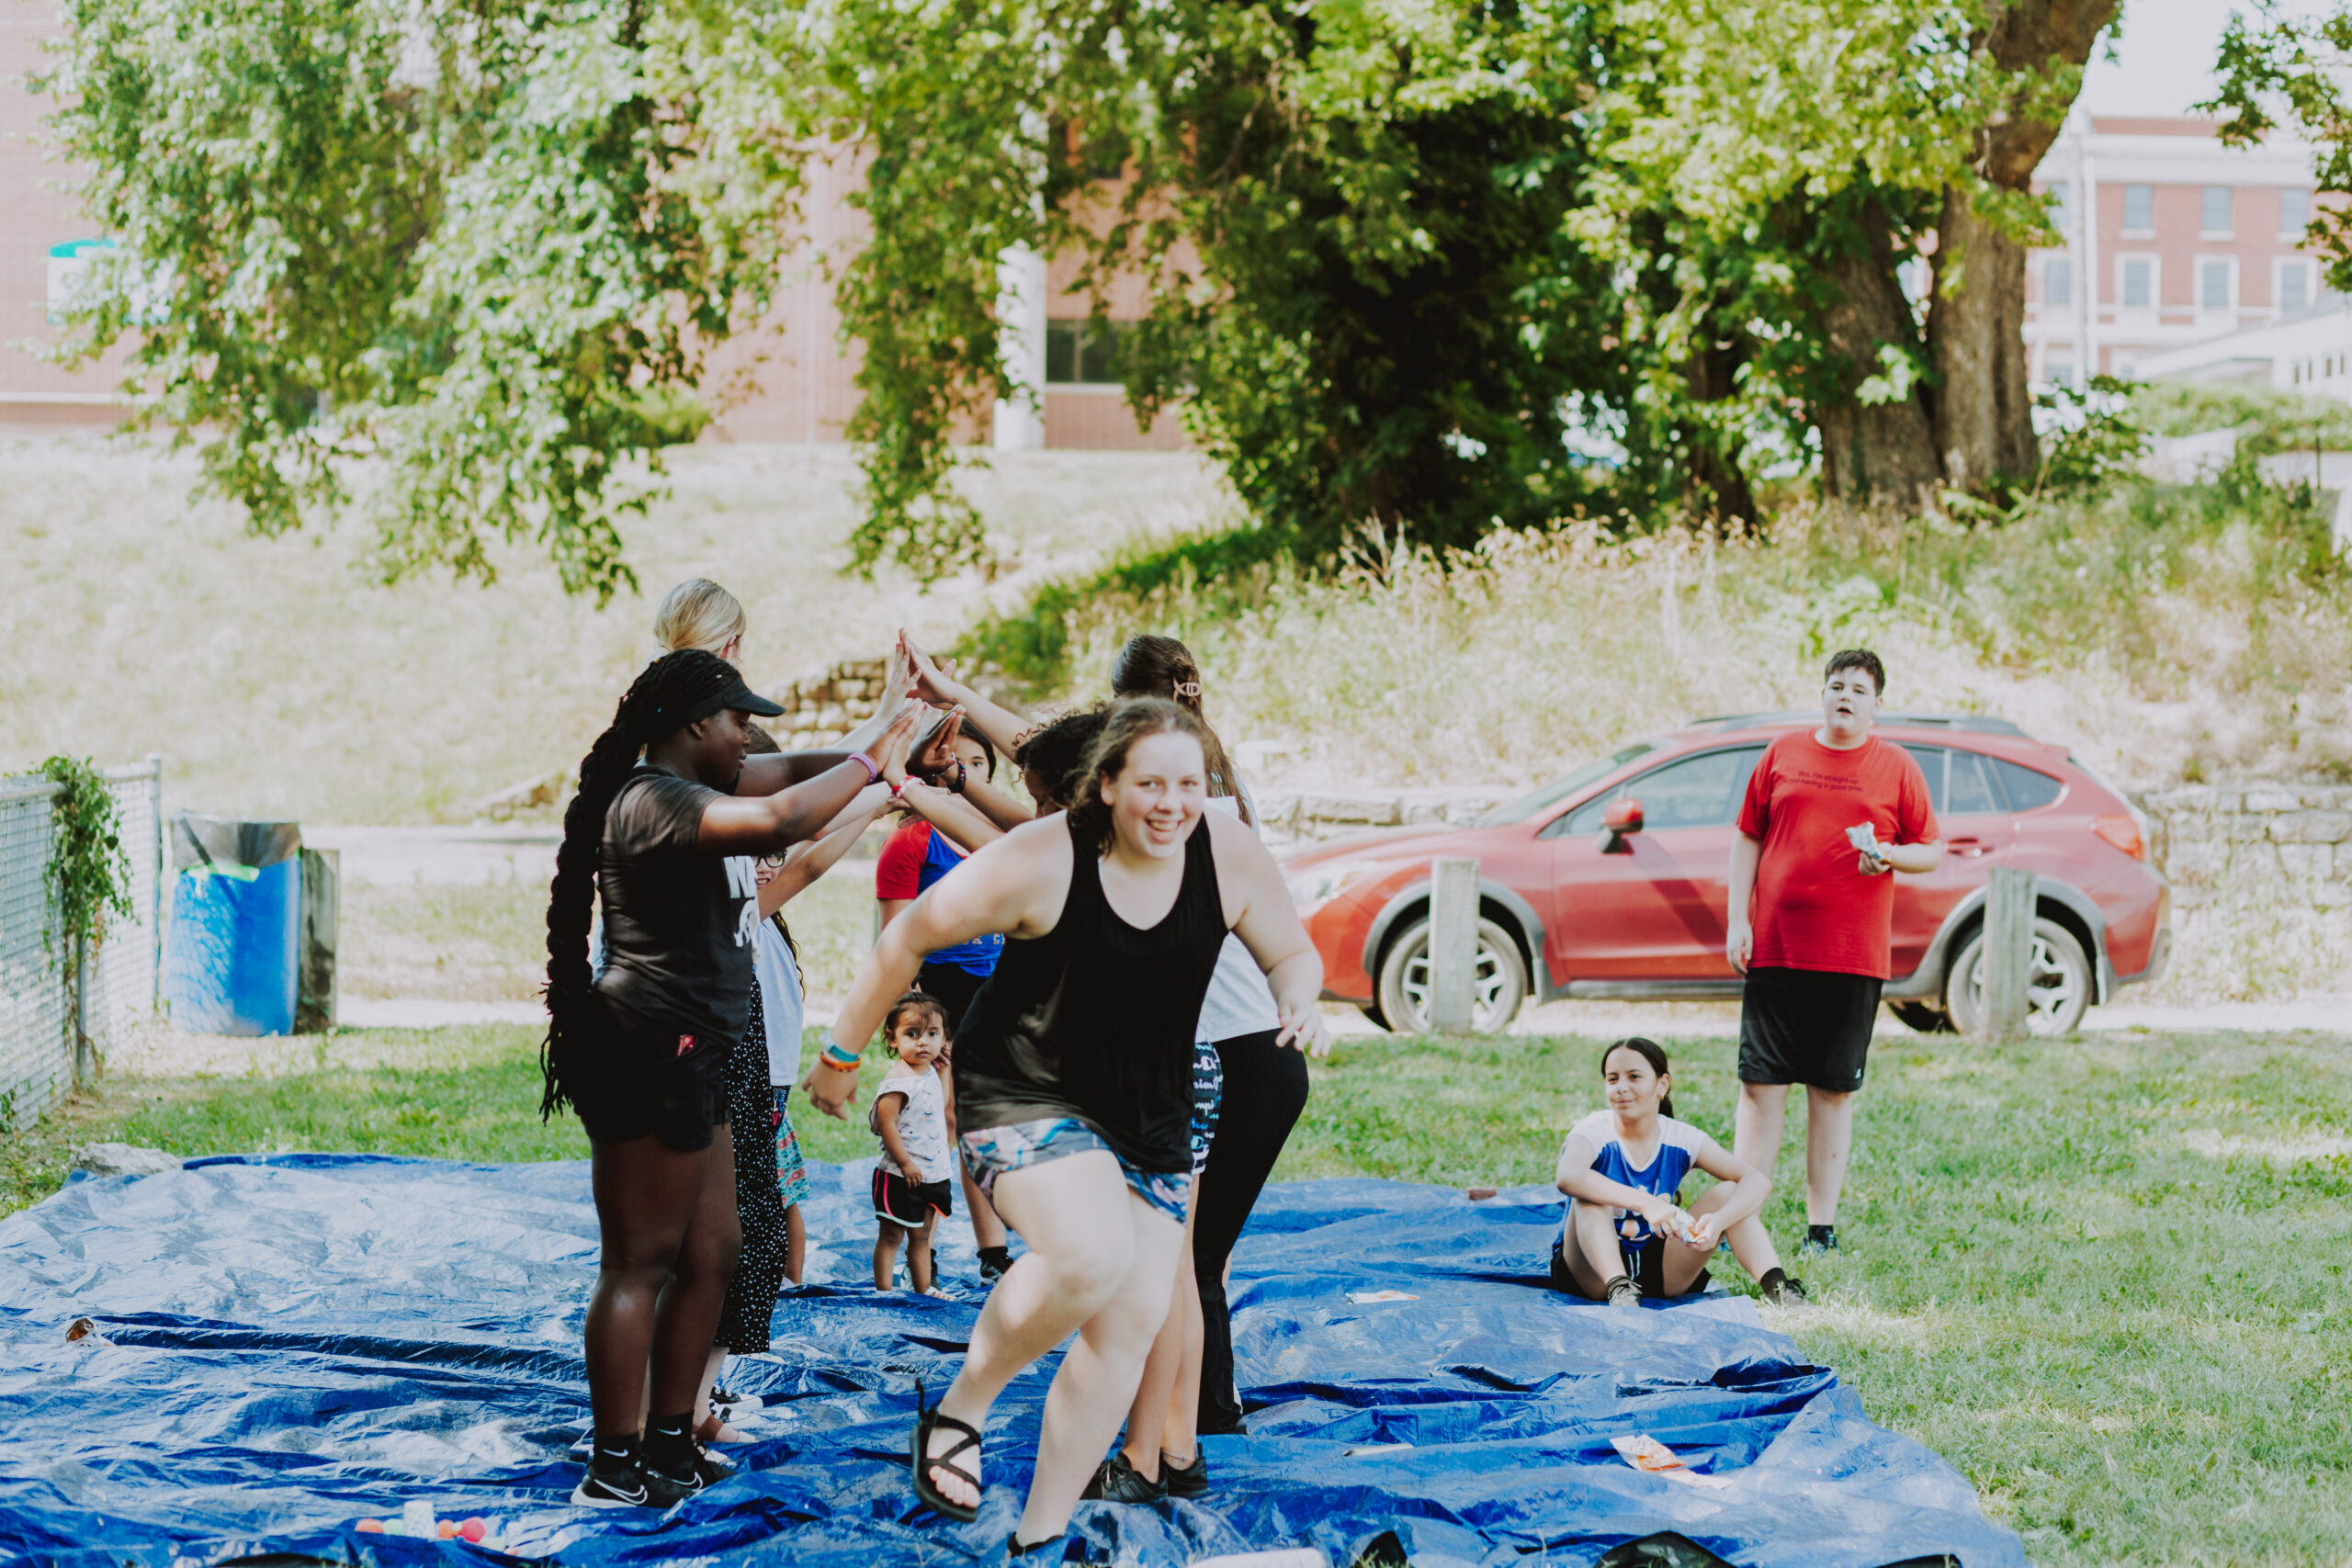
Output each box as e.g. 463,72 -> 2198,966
163,816 -> 302,1036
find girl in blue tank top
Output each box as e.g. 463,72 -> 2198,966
1550,1038 -> 1803,1310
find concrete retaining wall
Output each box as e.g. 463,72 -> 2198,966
2132,785 -> 2352,908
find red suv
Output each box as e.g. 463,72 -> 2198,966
1283,713 -> 2171,1036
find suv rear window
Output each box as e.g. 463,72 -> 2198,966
1988,757 -> 2064,811
1902,743 -> 2064,814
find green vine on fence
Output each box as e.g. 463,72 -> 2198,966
38,755 -> 134,993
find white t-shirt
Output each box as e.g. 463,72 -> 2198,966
870,1066 -> 950,1180
752,920 -> 805,1088
1193,789 -> 1281,1043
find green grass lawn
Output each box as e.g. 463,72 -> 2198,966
6,1023 -> 2349,1565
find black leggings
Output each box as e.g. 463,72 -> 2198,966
1193,1028 -> 1309,1433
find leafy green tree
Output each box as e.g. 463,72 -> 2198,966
40,0 -> 797,602
43,0 -> 2122,596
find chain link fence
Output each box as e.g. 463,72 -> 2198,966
0,760 -> 164,1130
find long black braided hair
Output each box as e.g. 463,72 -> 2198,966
539,648 -> 748,1119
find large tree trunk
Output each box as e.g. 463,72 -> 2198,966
1815,195 -> 1942,506
1928,188 -> 2037,487
1928,0 -> 2121,487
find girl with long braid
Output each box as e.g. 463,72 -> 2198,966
543,648 -> 934,1508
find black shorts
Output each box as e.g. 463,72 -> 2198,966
873,1168 -> 954,1228
1550,1234 -> 1710,1301
567,1005 -> 731,1153
1738,965 -> 1883,1093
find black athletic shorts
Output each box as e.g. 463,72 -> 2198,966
1737,965 -> 1883,1093
873,1168 -> 954,1228
1549,1234 -> 1710,1301
567,1002 -> 731,1153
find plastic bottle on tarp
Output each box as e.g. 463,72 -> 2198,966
162,816 -> 301,1035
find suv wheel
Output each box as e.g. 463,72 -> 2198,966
1374,915 -> 1529,1035
1945,918 -> 2093,1036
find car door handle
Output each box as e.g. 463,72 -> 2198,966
1947,838 -> 1989,858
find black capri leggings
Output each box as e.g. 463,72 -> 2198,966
1193,1027 -> 1310,1434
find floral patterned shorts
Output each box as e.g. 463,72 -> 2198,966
958,1117 -> 1191,1224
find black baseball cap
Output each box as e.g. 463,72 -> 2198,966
688,670 -> 786,724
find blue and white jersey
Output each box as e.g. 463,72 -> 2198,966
1559,1111 -> 1705,1247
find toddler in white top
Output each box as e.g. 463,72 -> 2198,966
870,992 -> 956,1294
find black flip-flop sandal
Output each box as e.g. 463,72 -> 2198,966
909,1377 -> 983,1523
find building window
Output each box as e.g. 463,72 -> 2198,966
2123,184 -> 2154,233
2045,258 -> 2072,306
2202,186 -> 2233,236
2281,186 -> 2310,237
2280,259 -> 2312,314
2121,256 -> 2154,310
2045,359 -> 2074,387
1045,318 -> 1131,384
2199,258 -> 2233,310
2047,181 -> 2071,234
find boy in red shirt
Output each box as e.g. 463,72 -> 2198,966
1725,649 -> 1939,1258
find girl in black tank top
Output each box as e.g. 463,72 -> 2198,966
803,698 -> 1329,1550
952,812 -> 1227,1178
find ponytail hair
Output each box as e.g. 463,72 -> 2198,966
1110,634 -> 1250,825
1601,1036 -> 1675,1119
540,649 -> 749,1119
652,577 -> 747,659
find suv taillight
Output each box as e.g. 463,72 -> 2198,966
2093,813 -> 2144,860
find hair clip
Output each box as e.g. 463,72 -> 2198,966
1174,681 -> 1202,698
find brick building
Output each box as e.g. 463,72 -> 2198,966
2026,109 -> 2328,386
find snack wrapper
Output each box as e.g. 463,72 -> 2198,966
1611,1433 -> 1736,1490
1845,821 -> 1883,858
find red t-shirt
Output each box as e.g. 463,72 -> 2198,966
1736,731 -> 1939,979
874,820 -> 935,902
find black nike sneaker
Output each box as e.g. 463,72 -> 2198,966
570,1451 -> 656,1509
642,1444 -> 732,1506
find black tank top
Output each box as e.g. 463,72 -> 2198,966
952,814 -> 1229,1174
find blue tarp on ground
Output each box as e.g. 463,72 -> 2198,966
0,1155 -> 2023,1567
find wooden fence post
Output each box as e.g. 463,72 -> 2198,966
1982,867 -> 2038,1039
1429,857 -> 1480,1033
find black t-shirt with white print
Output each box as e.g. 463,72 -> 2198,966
592,764 -> 760,1046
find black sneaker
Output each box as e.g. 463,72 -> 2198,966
1759,1269 -> 1810,1307
1080,1452 -> 1165,1503
642,1444 -> 731,1506
1605,1275 -> 1642,1312
1160,1449 -> 1209,1500
570,1452 -> 656,1509
1799,1224 -> 1838,1258
978,1248 -> 1012,1285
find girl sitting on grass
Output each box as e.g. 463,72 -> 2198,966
1551,1038 -> 1806,1309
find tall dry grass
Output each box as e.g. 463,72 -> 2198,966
0,436 -> 1223,821
1044,479 -> 2352,797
